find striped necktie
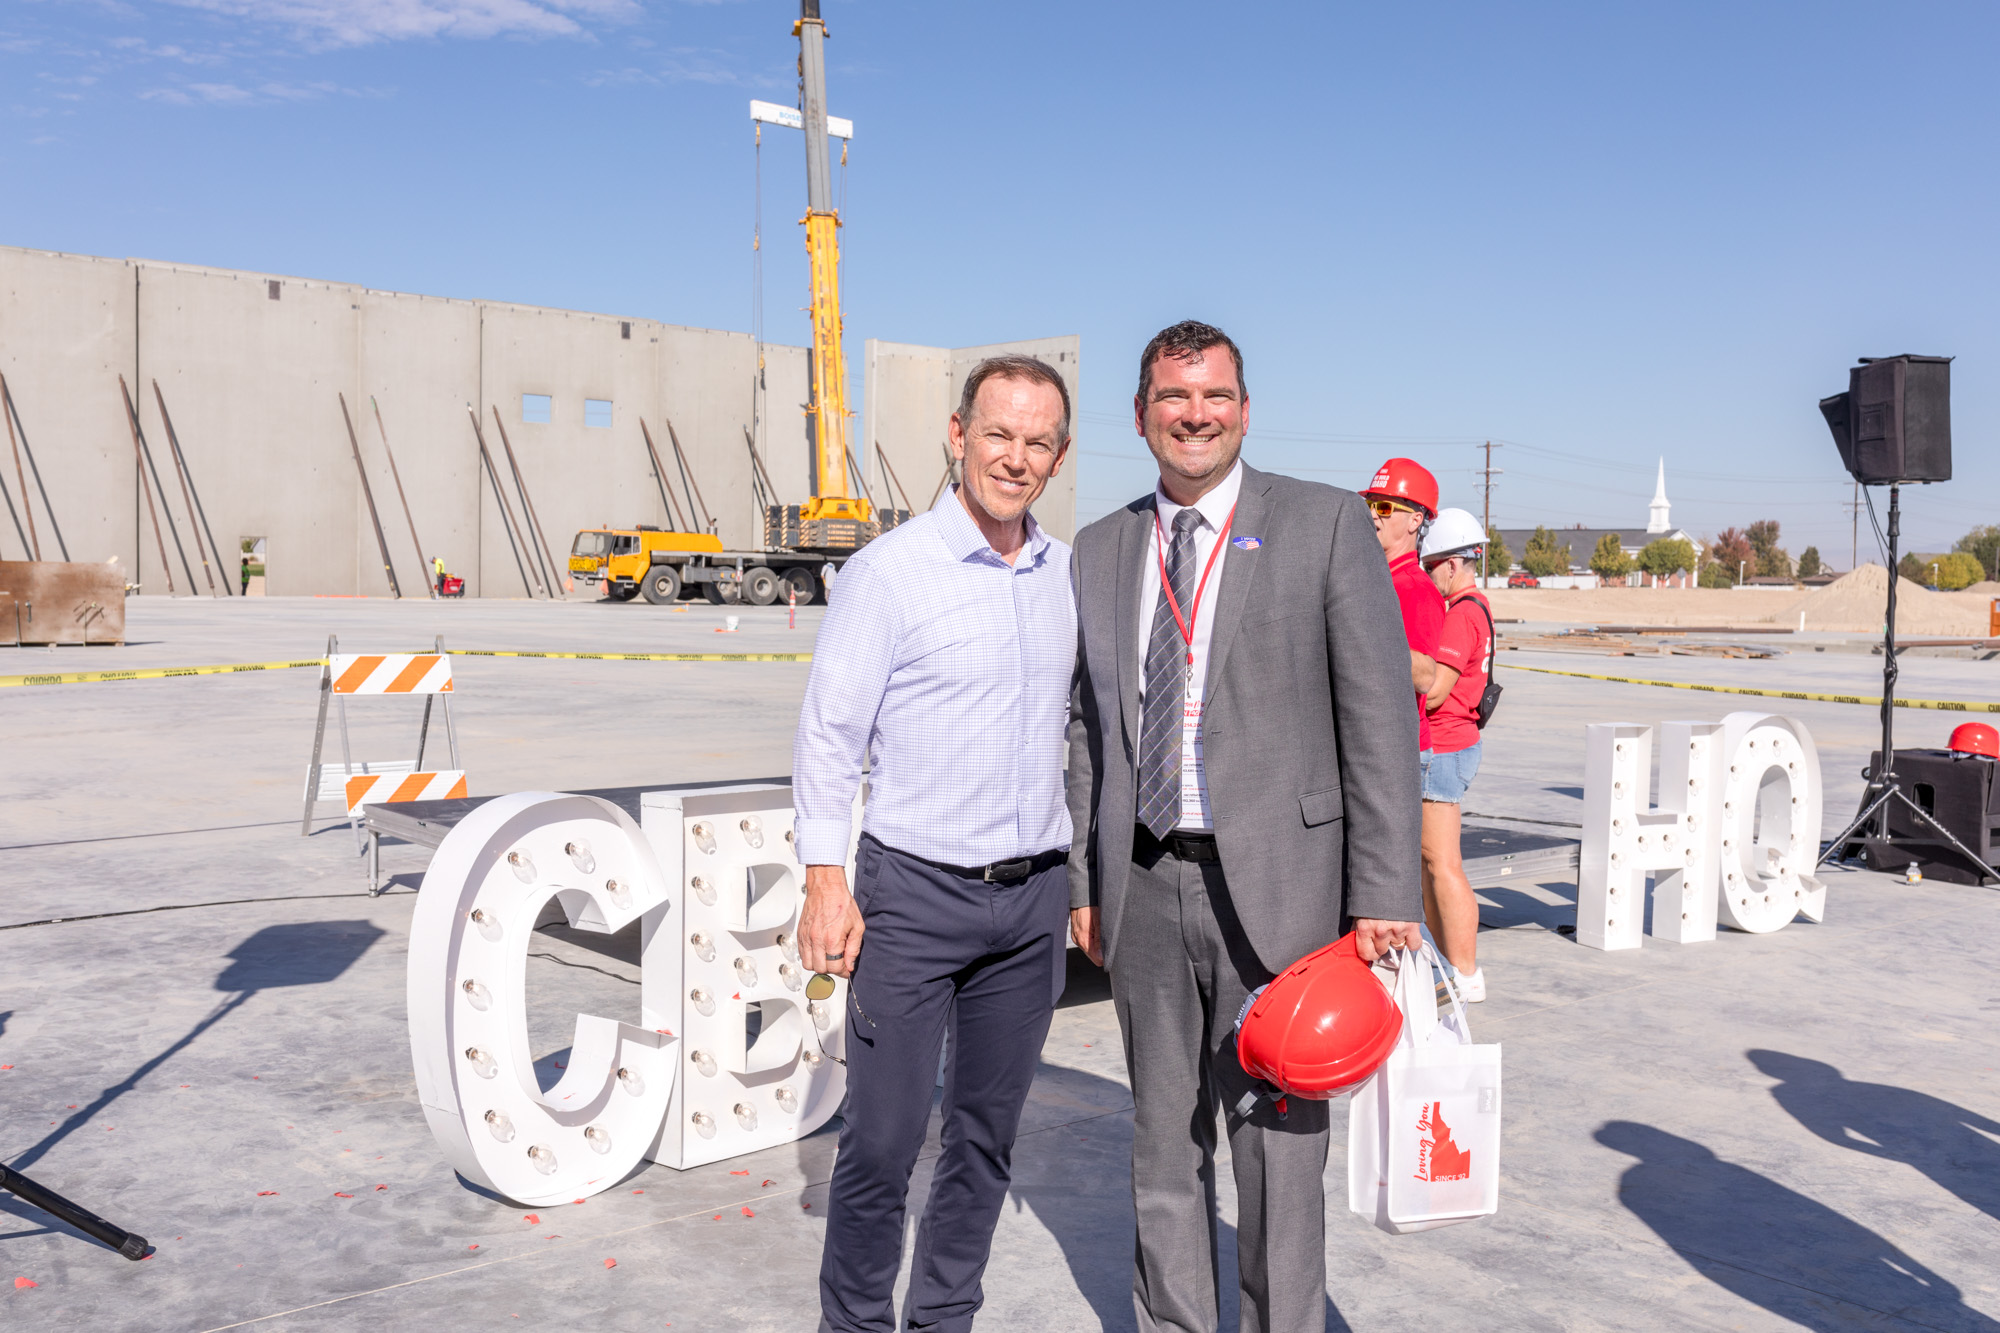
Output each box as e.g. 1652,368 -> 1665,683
1136,507 -> 1203,839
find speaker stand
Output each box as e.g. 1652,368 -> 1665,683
0,1163 -> 150,1260
1816,482 -> 1996,881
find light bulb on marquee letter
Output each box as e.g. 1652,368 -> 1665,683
408,792 -> 679,1208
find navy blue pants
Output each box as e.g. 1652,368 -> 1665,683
818,834 -> 1069,1333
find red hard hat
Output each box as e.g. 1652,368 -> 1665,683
1360,458 -> 1439,518
1948,722 -> 1999,759
1236,933 -> 1403,1100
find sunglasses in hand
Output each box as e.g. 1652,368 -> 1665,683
802,970 -> 875,1068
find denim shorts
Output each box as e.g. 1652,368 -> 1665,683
1422,741 -> 1482,804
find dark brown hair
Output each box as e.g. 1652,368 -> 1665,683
955,355 -> 1072,443
1136,320 -> 1247,404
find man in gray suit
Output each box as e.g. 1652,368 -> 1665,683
1066,320 -> 1423,1333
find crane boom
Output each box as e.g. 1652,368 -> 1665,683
795,0 -> 870,527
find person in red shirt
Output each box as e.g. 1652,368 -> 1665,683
1361,458 -> 1445,759
1418,508 -> 1494,1000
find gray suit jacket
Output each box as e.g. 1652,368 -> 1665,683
1065,462 -> 1422,975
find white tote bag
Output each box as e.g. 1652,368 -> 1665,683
1346,943 -> 1501,1234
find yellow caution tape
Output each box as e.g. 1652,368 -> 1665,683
0,650 -> 813,688
0,658 -> 329,689
1499,661 -> 2000,713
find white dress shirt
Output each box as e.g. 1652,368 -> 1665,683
792,487 -> 1077,867
1136,459 -> 1244,832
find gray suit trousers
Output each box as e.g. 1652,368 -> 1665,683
1113,838 -> 1330,1333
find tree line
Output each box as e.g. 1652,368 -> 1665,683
1897,524 -> 1998,590
1489,521 -> 2000,589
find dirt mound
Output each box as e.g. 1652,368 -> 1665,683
1796,564 -> 1988,635
1481,564 -> 1991,634
1483,585 -> 1810,628
1965,580 -> 2000,596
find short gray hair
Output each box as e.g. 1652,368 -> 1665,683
955,355 -> 1072,445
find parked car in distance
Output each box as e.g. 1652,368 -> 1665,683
1507,572 -> 1540,588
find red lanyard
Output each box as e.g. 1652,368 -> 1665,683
1154,503 -> 1237,666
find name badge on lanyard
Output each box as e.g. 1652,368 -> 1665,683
1155,503 -> 1237,816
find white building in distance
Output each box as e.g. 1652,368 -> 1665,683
1493,458 -> 1701,585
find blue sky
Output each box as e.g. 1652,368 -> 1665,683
4,0 -> 1995,563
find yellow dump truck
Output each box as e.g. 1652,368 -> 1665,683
569,526 -> 849,607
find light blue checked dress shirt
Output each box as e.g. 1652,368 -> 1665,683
793,487 -> 1077,868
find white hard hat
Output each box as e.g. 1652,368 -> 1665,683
1420,507 -> 1486,562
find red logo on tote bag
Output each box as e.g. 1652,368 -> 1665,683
1414,1101 -> 1471,1183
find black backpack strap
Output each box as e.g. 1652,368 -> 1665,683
1453,591 -> 1504,729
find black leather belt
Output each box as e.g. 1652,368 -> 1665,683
1134,825 -> 1220,863
887,841 -> 1067,883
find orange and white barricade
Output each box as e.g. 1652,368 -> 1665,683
302,636 -> 465,891
328,653 -> 455,696
344,770 -> 468,814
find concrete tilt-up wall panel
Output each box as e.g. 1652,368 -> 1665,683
0,249 -> 138,572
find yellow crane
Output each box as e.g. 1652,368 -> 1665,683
793,0 -> 872,538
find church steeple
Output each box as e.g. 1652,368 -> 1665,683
1647,459 -> 1671,534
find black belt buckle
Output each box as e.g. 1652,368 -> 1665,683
1169,833 -> 1218,863
984,857 -> 1033,882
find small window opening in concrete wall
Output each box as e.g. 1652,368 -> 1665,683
267,280 -> 281,301
240,537 -> 267,595
522,394 -> 552,425
585,398 -> 613,429
621,321 -> 631,340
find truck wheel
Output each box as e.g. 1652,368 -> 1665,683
702,579 -> 731,605
741,566 -> 780,607
608,582 -> 640,602
640,566 -> 682,605
779,566 -> 817,605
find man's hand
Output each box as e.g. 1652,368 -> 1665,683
1070,906 -> 1102,967
1352,917 -> 1422,963
802,865 -> 865,979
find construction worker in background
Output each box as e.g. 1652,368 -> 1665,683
1419,508 -> 1495,1001
1361,458 -> 1446,776
432,555 -> 446,595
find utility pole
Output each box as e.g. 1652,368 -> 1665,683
1478,440 -> 1503,583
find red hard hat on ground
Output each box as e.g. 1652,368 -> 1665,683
1360,458 -> 1439,518
1947,722 -> 1999,759
1236,933 -> 1403,1100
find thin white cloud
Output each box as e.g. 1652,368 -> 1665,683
137,76 -> 357,102
585,45 -> 775,88
162,0 -> 640,46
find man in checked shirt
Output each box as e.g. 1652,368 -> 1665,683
793,354 -> 1076,1333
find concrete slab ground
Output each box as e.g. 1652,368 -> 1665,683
4,598 -> 1997,1331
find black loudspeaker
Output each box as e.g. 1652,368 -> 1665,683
1857,749 -> 1998,886
1819,354 -> 1952,484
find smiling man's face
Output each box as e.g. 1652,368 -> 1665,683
1136,347 -> 1247,504
948,373 -> 1069,534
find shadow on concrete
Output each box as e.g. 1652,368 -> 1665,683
1749,1050 -> 2000,1223
1597,1121 -> 2000,1332
1006,1056 -> 1353,1333
537,916 -> 642,967
1471,879 -> 1578,932
1059,948 -> 1113,1011
3,920 -> 383,1254
4,920 -> 384,1180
